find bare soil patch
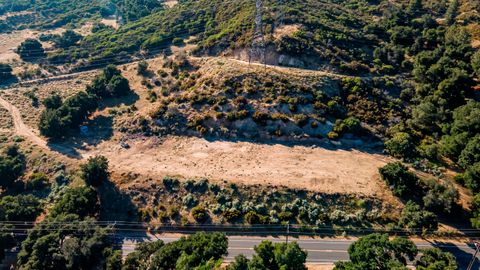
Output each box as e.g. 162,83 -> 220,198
164,0 -> 179,8
472,39 -> 480,48
101,18 -> 119,29
89,136 -> 396,198
273,24 -> 301,39
0,29 -> 34,62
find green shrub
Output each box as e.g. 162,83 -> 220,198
137,61 -> 149,76
245,211 -> 262,224
0,195 -> 42,221
463,162 -> 480,192
26,172 -> 49,190
278,211 -> 294,222
422,179 -> 458,214
0,145 -> 25,189
183,194 -> 198,208
293,114 -> 308,127
470,193 -> 480,228
379,162 -> 418,197
458,135 -> 480,169
86,65 -> 131,98
398,201 -> 438,232
191,206 -> 208,222
222,209 -> 241,222
81,155 -> 109,187
252,111 -> 270,125
50,186 -> 98,218
0,63 -> 15,83
172,37 -> 184,46
16,39 -> 45,61
416,248 -> 458,270
385,132 -> 416,158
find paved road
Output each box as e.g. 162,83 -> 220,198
117,233 -> 480,267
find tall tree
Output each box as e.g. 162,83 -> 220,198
16,39 -> 45,61
81,155 -> 110,187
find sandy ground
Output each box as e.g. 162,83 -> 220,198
0,55 -> 397,197
0,29 -> 34,62
164,0 -> 178,8
101,18 -> 119,29
0,89 -> 397,197
87,136 -> 395,197
473,40 -> 480,48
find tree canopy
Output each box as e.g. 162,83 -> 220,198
334,234 -> 417,270
124,232 -> 228,269
16,39 -> 45,61
81,155 -> 110,187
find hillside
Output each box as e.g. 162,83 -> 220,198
36,0 -> 476,71
0,0 -> 480,268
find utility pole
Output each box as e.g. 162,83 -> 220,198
112,221 -> 117,243
286,222 -> 290,244
467,242 -> 480,270
251,0 -> 265,70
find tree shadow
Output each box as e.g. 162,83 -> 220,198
98,180 -> 147,245
198,133 -> 385,155
47,115 -> 114,159
98,180 -> 138,221
0,77 -> 19,89
424,240 -> 479,269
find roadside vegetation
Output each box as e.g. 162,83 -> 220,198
335,233 -> 458,270
0,0 -> 479,267
133,176 -> 392,228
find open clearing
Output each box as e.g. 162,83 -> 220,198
0,89 -> 396,198
93,136 -> 395,197
0,54 -> 398,199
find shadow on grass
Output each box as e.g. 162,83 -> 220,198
47,115 -> 114,159
98,179 -> 145,244
45,91 -> 139,159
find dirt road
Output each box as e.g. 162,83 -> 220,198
0,96 -> 78,156
0,96 -> 47,148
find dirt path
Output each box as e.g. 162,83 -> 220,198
1,55 -> 355,90
0,96 -> 48,148
0,96 -> 78,156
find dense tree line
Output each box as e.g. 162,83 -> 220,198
114,0 -> 164,22
379,162 -> 459,232
227,240 -> 307,270
124,232 -> 228,269
375,0 -> 480,229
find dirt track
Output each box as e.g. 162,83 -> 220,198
0,96 -> 47,147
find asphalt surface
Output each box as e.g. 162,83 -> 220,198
117,233 -> 480,268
